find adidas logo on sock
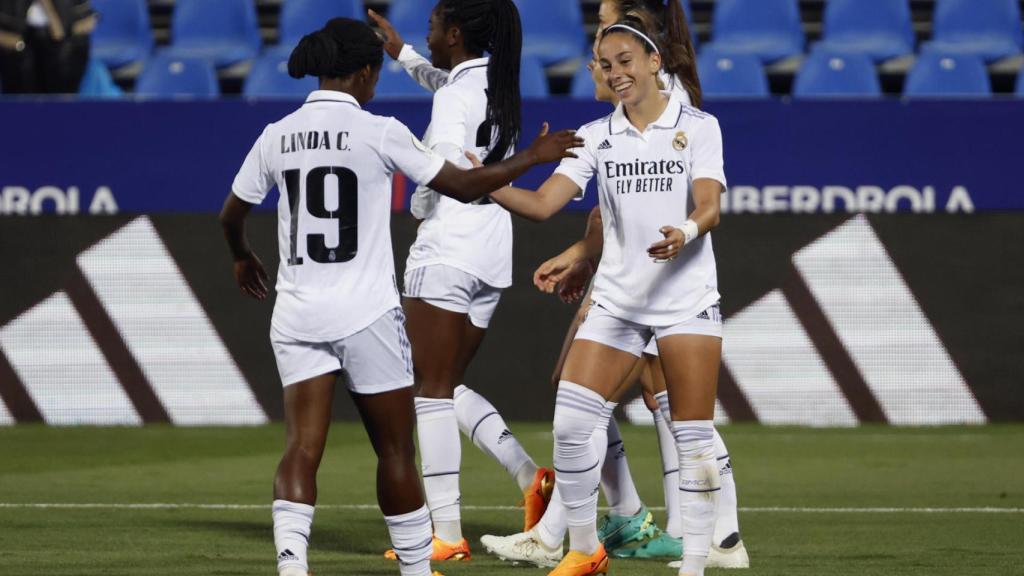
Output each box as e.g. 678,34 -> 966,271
278,549 -> 297,561
497,429 -> 513,444
597,139 -> 613,150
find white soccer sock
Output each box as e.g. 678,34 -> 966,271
415,397 -> 462,542
713,428 -> 740,544
652,396 -> 682,539
553,381 -> 604,555
673,420 -> 719,576
385,505 -> 434,576
601,415 -> 644,517
453,384 -> 538,492
273,499 -> 314,574
535,484 -> 568,549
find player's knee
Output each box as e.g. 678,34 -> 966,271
415,378 -> 455,399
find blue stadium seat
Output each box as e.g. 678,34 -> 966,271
520,56 -> 549,98
793,51 -> 880,98
163,0 -> 261,68
903,52 -> 991,97
91,0 -> 153,69
923,0 -> 1023,62
514,0 -> 586,65
79,59 -> 124,98
698,51 -> 770,98
388,0 -> 434,55
703,0 -> 804,63
277,0 -> 364,54
570,60 -> 597,99
375,60 -> 432,99
813,0 -> 914,62
243,54 -> 318,98
135,54 -> 220,98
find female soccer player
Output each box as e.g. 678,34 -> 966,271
218,17 -> 580,576
481,17 -> 730,576
483,0 -> 746,570
369,1 -> 556,560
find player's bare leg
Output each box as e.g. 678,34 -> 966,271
273,373 -> 336,576
656,335 -> 722,576
452,321 -> 552,531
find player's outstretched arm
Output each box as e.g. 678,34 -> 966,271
367,9 -> 405,60
219,194 -> 269,300
368,9 -> 448,92
427,123 -> 582,205
534,207 -> 603,300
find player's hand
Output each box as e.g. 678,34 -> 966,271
556,259 -> 594,303
526,123 -> 584,164
234,252 -> 269,300
648,226 -> 684,262
368,9 -> 405,60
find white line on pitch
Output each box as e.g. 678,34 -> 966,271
0,503 -> 1020,514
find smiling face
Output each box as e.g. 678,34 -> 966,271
598,31 -> 661,106
589,40 -> 617,103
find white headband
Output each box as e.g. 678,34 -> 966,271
602,24 -> 660,54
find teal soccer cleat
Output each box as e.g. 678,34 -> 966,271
597,504 -> 657,552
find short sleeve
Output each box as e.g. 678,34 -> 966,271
231,125 -> 274,205
553,124 -> 598,193
690,116 -> 727,190
426,87 -> 470,149
380,118 -> 446,187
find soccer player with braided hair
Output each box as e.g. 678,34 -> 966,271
219,16 -> 580,576
370,0 -> 556,564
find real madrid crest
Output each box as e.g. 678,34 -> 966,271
672,131 -> 688,151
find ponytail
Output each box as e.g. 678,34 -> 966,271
439,0 -> 523,164
288,17 -> 383,80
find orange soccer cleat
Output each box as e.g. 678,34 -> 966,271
522,467 -> 556,531
547,544 -> 609,576
384,535 -> 472,562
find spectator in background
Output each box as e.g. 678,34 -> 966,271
0,0 -> 96,93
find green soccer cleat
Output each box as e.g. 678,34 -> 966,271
612,531 -> 683,559
597,504 -> 657,552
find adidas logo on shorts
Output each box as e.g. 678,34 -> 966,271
597,139 -> 613,150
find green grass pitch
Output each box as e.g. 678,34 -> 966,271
1,423 -> 1022,576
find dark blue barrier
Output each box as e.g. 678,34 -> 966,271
1,98 -> 1022,214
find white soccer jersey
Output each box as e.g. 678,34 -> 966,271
555,91 -> 727,326
397,48 -> 514,288
232,90 -> 445,341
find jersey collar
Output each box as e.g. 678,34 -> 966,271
609,91 -> 681,136
448,57 -> 490,84
304,90 -> 362,108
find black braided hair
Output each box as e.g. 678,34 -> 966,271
438,0 -> 522,164
288,17 -> 383,80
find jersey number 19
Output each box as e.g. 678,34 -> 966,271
283,166 -> 358,266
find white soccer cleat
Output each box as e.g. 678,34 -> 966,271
279,567 -> 310,576
480,528 -> 563,568
667,533 -> 750,570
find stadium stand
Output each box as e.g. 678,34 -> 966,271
275,0 -> 365,56
78,59 -> 125,98
698,51 -> 770,98
520,55 -> 550,98
702,0 -> 805,63
161,0 -> 261,68
813,0 -> 915,62
135,53 -> 220,97
514,0 -> 587,65
923,0 -> 1023,62
243,53 -> 318,98
793,51 -> 882,97
903,52 -> 992,97
570,59 -> 596,99
91,0 -> 154,70
10,0 -> 1024,98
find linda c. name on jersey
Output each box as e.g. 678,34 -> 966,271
281,130 -> 352,154
603,158 -> 687,195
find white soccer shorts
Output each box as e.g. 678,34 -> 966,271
403,264 -> 502,329
271,308 -> 414,393
576,302 -> 723,358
